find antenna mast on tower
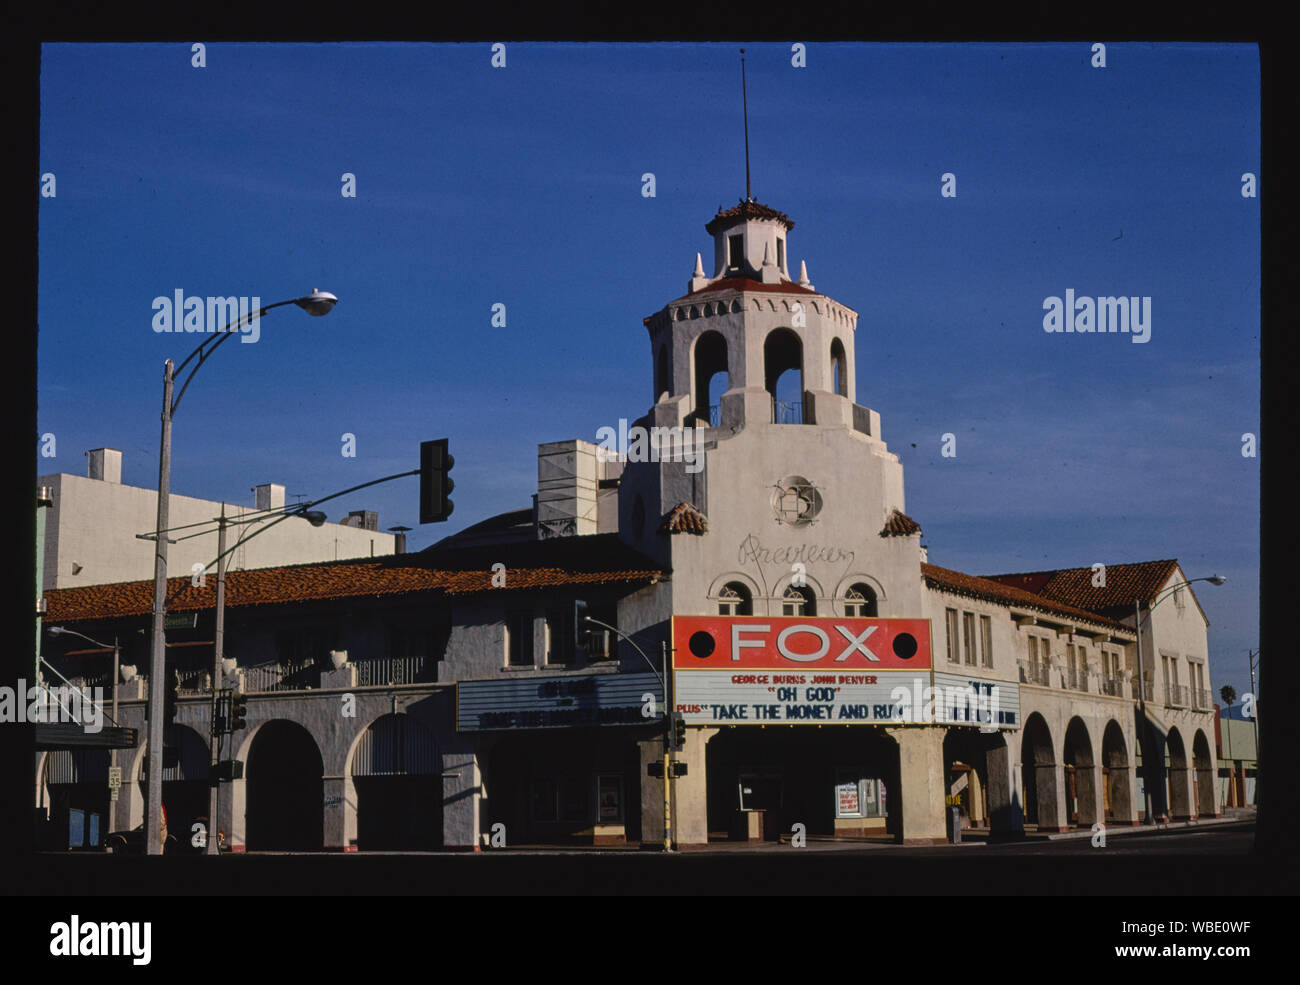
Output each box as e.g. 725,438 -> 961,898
740,48 -> 751,201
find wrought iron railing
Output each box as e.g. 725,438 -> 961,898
242,661 -> 320,693
772,400 -> 802,424
1165,683 -> 1189,708
354,656 -> 429,687
1018,659 -> 1051,686
1100,677 -> 1125,697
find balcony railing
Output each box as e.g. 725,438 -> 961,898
1018,659 -> 1051,686
354,655 -> 430,687
772,400 -> 803,424
708,404 -> 720,427
1100,677 -> 1125,697
242,661 -> 320,693
176,667 -> 211,695
1164,683 -> 1189,708
1132,678 -> 1153,701
1191,688 -> 1211,711
1064,668 -> 1089,692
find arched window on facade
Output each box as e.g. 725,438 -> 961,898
764,328 -> 804,424
717,582 -> 753,617
782,584 -> 816,617
844,583 -> 878,618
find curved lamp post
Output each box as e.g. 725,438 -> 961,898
144,290 -> 337,855
1133,574 -> 1225,824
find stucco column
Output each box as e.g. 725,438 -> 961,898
322,774 -> 357,851
1077,762 -> 1103,827
1108,761 -> 1139,825
1168,757 -> 1195,820
674,726 -> 716,847
884,726 -> 948,844
985,741 -> 1024,840
1034,751 -> 1068,833
441,736 -> 482,850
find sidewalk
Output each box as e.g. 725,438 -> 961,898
962,806 -> 1254,843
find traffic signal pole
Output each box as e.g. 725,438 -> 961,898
663,640 -> 673,853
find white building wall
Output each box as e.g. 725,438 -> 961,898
39,472 -> 395,590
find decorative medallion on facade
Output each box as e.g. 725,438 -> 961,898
770,475 -> 822,527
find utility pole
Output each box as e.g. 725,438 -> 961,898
206,505 -> 228,855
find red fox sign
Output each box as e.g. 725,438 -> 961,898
672,616 -> 932,671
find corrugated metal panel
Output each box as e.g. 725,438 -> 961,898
353,714 -> 439,776
45,748 -> 111,785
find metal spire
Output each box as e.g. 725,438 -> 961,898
740,48 -> 751,201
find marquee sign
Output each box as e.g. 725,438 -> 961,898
671,616 -> 1018,728
457,672 -> 662,731
672,615 -> 932,671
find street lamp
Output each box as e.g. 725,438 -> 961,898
1133,574 -> 1225,824
144,291 -> 337,855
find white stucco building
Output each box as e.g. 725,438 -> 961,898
39,448 -> 396,592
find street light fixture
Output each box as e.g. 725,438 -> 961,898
1133,574 -> 1225,825
144,291 -> 337,855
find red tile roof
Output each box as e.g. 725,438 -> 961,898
880,509 -> 922,537
705,200 -> 795,235
980,560 -> 1184,620
685,277 -> 819,299
659,502 -> 708,535
922,562 -> 1134,632
44,535 -> 667,624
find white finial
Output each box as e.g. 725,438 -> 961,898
759,240 -> 781,283
689,251 -> 711,293
798,260 -> 812,287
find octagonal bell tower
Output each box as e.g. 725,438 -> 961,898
618,197 -> 916,614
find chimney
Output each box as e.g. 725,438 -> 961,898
389,525 -> 411,554
253,483 -> 285,511
86,448 -> 122,483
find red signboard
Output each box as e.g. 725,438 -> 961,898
673,616 -> 932,671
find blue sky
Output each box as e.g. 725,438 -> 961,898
38,42 -> 1259,695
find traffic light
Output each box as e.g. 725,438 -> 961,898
670,712 -> 687,751
419,438 -> 455,523
229,691 -> 248,731
573,599 -> 590,660
163,672 -> 178,726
